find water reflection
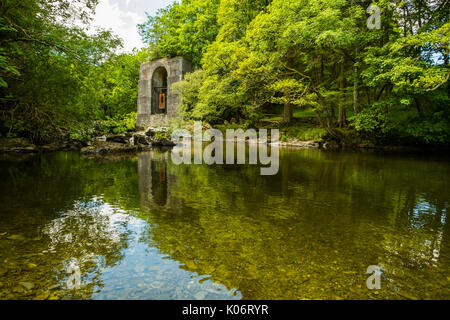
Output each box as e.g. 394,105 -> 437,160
139,151 -> 170,208
136,148 -> 450,299
0,148 -> 449,299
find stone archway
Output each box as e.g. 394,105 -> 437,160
151,67 -> 168,115
137,57 -> 192,130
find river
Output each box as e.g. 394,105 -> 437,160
0,147 -> 449,299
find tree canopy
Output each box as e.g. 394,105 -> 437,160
0,0 -> 448,145
148,0 -> 450,144
0,0 -> 152,143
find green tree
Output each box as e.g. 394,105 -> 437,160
0,0 -> 122,142
138,0 -> 221,68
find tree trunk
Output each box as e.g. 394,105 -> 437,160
283,103 -> 293,123
315,92 -> 336,137
353,47 -> 360,115
415,97 -> 422,115
351,0 -> 361,116
338,62 -> 346,128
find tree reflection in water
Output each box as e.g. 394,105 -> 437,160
0,149 -> 448,299
136,148 -> 450,299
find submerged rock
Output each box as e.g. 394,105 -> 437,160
6,234 -> 26,240
194,291 -> 208,300
21,282 -> 34,290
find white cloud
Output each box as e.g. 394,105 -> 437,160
91,0 -> 144,52
90,0 -> 175,53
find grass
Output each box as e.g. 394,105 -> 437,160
281,123 -> 327,141
261,107 -> 327,141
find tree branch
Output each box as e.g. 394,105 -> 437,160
280,61 -> 311,80
424,72 -> 450,92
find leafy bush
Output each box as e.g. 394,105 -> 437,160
69,122 -> 95,143
101,112 -> 136,135
123,112 -> 137,131
348,105 -> 387,134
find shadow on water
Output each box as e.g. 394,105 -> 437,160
0,147 -> 449,299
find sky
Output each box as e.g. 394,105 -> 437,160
90,0 -> 176,52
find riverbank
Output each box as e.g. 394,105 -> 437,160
0,129 -> 176,155
2,135 -> 449,156
2,113 -> 450,155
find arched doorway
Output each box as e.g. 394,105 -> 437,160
151,67 -> 168,115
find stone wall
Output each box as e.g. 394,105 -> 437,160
137,57 -> 192,130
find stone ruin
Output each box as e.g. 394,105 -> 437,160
136,57 -> 192,131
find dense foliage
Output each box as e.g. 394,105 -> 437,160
146,0 -> 450,144
1,0 -> 449,145
0,0 -> 152,143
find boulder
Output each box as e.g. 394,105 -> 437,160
132,132 -> 175,147
133,133 -> 151,145
151,137 -> 176,147
145,127 -> 169,137
106,134 -> 130,144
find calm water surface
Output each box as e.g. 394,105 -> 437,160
0,147 -> 449,299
